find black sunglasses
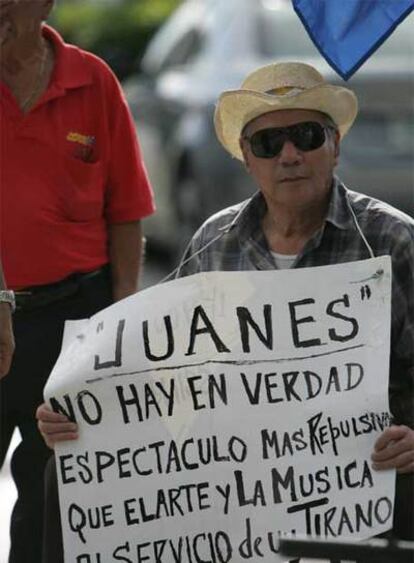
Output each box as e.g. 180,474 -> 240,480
242,121 -> 334,159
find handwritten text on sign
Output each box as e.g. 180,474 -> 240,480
44,257 -> 394,563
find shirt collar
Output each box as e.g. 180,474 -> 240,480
325,177 -> 355,230
237,191 -> 266,244
236,176 -> 354,243
42,24 -> 93,91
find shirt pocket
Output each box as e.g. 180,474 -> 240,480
62,157 -> 105,222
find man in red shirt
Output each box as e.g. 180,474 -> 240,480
0,1 -> 155,560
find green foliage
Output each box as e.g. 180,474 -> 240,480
50,0 -> 182,80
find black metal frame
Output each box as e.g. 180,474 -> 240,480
279,537 -> 414,563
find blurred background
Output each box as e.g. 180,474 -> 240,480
1,0 -> 413,560
52,0 -> 414,260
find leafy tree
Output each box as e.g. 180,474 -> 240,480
51,0 -> 182,79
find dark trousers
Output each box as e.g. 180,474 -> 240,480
43,458 -> 63,563
0,269 -> 112,563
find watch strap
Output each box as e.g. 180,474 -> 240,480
0,290 -> 16,313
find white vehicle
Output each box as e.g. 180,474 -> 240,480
124,0 -> 414,253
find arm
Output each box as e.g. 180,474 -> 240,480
36,67 -> 154,446
36,221 -> 145,445
104,68 -> 154,300
388,230 -> 414,428
108,220 -> 144,302
371,227 -> 414,475
0,262 -> 15,378
35,221 -> 145,446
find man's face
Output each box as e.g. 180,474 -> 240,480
240,109 -> 340,211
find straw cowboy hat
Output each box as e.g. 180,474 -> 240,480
214,61 -> 358,160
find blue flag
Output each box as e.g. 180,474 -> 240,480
292,0 -> 414,79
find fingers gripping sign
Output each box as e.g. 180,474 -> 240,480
371,425 -> 414,474
36,403 -> 78,449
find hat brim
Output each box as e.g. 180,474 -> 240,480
214,84 -> 358,160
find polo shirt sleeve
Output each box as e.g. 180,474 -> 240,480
102,66 -> 155,224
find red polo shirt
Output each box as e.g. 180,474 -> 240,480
0,25 -> 155,289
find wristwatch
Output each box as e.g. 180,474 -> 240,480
0,290 -> 16,313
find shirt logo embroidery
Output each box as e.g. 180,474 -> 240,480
66,132 -> 97,162
66,132 -> 95,146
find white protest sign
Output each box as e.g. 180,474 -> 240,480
44,256 -> 394,563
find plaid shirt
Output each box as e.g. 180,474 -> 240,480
178,179 -> 414,427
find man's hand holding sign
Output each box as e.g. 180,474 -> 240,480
37,407 -> 79,449
372,426 -> 414,474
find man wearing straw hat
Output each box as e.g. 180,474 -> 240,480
175,61 -> 414,540
38,62 -> 413,549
